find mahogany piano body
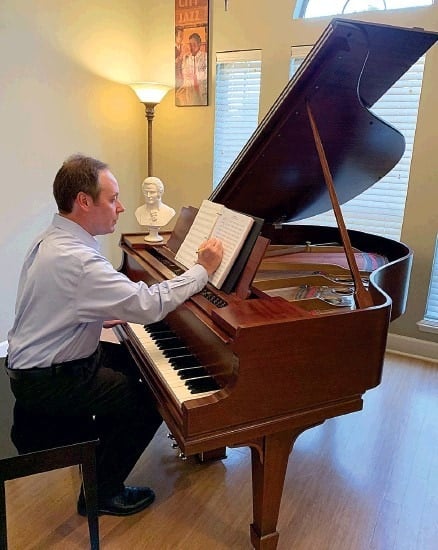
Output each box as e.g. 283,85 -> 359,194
115,19 -> 437,550
116,226 -> 408,549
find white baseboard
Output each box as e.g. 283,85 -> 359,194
2,334 -> 437,363
386,333 -> 438,364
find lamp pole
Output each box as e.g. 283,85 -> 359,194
129,82 -> 171,178
144,103 -> 156,177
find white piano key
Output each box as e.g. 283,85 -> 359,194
127,323 -> 219,404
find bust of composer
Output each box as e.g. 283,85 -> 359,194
135,177 -> 175,228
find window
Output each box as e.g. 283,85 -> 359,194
419,237 -> 438,333
294,0 -> 433,19
289,46 -> 426,241
213,50 -> 262,188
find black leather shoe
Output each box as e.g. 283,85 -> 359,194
77,486 -> 155,517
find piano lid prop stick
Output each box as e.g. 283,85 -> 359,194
305,101 -> 373,310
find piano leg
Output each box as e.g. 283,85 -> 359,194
249,426 -> 316,550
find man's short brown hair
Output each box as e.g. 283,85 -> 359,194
53,154 -> 108,213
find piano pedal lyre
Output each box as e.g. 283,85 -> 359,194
167,432 -> 177,447
167,432 -> 227,463
167,432 -> 187,459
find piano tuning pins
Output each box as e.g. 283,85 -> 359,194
167,433 -> 175,440
178,451 -> 187,461
171,442 -> 180,449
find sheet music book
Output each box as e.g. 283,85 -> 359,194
220,213 -> 264,293
175,199 -> 257,289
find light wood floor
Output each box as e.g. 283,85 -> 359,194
5,352 -> 438,550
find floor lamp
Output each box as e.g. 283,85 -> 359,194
129,82 -> 171,177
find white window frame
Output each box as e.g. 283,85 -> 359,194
213,50 -> 262,189
418,236 -> 438,334
293,0 -> 433,19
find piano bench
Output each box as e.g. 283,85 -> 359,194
0,359 -> 100,550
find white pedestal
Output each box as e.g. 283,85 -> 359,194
144,226 -> 164,243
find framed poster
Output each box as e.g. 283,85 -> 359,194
175,0 -> 209,106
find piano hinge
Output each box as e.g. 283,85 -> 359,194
273,216 -> 288,230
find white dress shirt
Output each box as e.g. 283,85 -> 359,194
7,214 -> 208,369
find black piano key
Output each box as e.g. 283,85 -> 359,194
155,337 -> 186,350
186,377 -> 220,392
171,361 -> 203,372
144,321 -> 169,333
188,383 -> 220,394
189,387 -> 213,395
163,347 -> 192,359
148,331 -> 175,340
178,367 -> 209,380
169,355 -> 201,369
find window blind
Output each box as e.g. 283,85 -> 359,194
289,46 -> 425,241
213,50 -> 262,188
420,237 -> 438,330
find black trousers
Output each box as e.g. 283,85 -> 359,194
9,342 -> 162,499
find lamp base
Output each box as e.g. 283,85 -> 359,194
144,226 -> 164,243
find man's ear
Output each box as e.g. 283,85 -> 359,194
77,192 -> 90,209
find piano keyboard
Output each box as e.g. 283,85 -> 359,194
128,321 -> 221,404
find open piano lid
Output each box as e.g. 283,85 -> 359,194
210,19 -> 437,224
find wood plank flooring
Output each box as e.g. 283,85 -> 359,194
5,353 -> 438,549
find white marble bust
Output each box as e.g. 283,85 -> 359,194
135,177 -> 176,228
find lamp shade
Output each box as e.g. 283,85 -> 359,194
129,82 -> 171,104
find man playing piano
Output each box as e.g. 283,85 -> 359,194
5,154 -> 223,517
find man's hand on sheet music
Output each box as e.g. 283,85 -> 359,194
196,237 -> 224,276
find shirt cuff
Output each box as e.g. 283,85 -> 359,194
184,263 -> 209,288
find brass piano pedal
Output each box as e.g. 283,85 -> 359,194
167,433 -> 183,453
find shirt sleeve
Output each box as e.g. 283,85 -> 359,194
76,256 -> 208,325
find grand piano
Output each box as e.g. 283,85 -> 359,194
115,19 -> 437,550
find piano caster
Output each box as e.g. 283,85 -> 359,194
196,447 -> 227,463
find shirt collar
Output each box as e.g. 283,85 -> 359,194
52,213 -> 100,251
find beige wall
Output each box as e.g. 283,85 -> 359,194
1,1 -> 437,356
0,0 -> 166,339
